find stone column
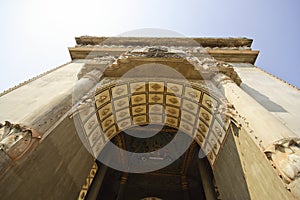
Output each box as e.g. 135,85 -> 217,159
213,74 -> 300,197
73,56 -> 116,104
73,69 -> 103,103
213,73 -> 298,149
197,159 -> 217,200
116,173 -> 128,200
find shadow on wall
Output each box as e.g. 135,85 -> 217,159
240,83 -> 287,112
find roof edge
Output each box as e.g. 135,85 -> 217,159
75,36 -> 253,48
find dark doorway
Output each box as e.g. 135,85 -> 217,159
95,125 -> 214,200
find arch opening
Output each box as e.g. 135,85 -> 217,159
95,125 -> 214,200
74,78 -> 238,200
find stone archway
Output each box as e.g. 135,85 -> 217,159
73,45 -> 252,199
74,76 -> 250,199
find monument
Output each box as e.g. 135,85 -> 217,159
0,36 -> 299,200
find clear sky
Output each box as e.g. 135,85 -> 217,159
1,0 -> 299,92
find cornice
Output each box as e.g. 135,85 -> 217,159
69,46 -> 259,64
75,36 -> 253,48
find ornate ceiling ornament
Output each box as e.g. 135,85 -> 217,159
0,121 -> 41,160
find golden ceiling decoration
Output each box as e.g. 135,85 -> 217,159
75,78 -> 232,166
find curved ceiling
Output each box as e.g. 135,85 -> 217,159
75,78 -> 231,167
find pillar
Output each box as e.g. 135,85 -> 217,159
213,73 -> 298,149
73,69 -> 103,103
213,74 -> 300,198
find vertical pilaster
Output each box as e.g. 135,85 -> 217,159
73,69 -> 103,102
213,73 -> 298,149
213,73 -> 299,199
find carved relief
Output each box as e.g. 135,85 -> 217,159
217,61 -> 242,86
102,46 -> 242,87
131,47 -> 182,59
265,138 -> 300,184
149,94 -> 162,103
214,103 -> 241,128
0,121 -> 41,160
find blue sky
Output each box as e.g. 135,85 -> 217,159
1,0 -> 299,91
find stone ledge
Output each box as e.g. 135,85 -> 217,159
75,36 -> 253,48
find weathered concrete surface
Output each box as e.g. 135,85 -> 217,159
0,63 -> 83,134
234,66 -> 300,136
0,116 -> 94,200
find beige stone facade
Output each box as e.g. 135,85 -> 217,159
0,37 -> 299,199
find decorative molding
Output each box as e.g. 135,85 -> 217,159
217,61 -> 242,85
69,46 -> 259,64
214,103 -> 241,129
73,45 -> 245,89
212,73 -> 234,88
98,46 -> 243,85
77,162 -> 98,200
0,121 -> 41,160
75,44 -> 252,51
75,36 -> 254,48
